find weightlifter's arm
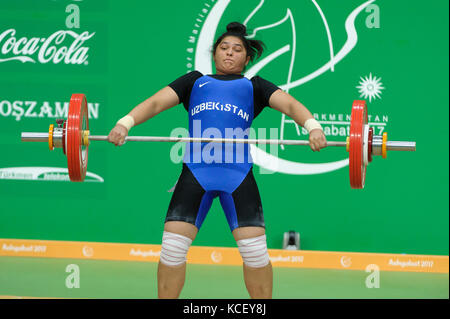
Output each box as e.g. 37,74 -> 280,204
107,86 -> 179,146
269,89 -> 327,152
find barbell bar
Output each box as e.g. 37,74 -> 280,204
20,94 -> 416,187
20,133 -> 416,149
21,132 -> 416,150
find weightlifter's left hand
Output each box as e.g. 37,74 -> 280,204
309,129 -> 327,152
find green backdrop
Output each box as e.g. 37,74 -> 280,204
0,0 -> 448,255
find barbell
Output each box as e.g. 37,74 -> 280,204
21,93 -> 416,188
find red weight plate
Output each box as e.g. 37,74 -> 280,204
368,127 -> 373,163
349,100 -> 368,188
67,94 -> 89,182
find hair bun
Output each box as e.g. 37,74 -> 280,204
226,22 -> 247,36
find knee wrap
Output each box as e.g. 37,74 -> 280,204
159,231 -> 192,266
237,234 -> 270,268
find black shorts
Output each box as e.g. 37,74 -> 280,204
165,164 -> 265,232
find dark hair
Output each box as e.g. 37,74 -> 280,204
213,22 -> 265,63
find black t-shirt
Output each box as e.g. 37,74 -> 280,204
168,71 -> 280,119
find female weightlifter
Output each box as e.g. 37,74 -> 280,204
107,22 -> 327,299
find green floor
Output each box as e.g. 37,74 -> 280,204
0,256 -> 448,299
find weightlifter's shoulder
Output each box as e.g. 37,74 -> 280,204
168,71 -> 204,102
167,71 -> 204,110
251,75 -> 281,115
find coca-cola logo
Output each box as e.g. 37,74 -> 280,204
0,28 -> 95,65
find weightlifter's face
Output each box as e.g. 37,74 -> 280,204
214,36 -> 250,75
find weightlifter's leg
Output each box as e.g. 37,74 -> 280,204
233,226 -> 273,299
219,167 -> 271,299
159,163 -> 210,298
157,221 -> 198,299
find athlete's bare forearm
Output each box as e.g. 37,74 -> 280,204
128,96 -> 159,126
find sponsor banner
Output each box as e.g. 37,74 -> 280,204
0,239 -> 161,262
1,238 -> 448,273
0,98 -> 100,122
0,29 -> 95,65
0,167 -> 104,182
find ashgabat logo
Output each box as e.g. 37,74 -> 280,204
187,0 -> 382,175
357,73 -> 385,102
82,246 -> 94,257
340,256 -> 352,268
211,250 -> 223,263
0,167 -> 104,182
